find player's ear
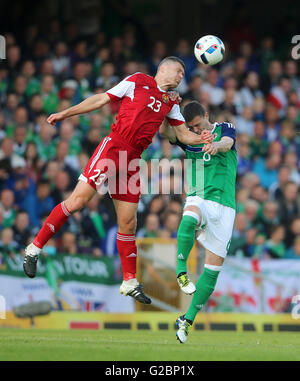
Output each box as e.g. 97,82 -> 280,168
205,112 -> 209,119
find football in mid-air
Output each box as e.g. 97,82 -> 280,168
194,35 -> 225,65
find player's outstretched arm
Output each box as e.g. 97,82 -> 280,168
47,93 -> 111,125
202,136 -> 234,155
173,123 -> 213,145
159,119 -> 177,143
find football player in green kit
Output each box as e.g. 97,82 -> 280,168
160,101 -> 237,343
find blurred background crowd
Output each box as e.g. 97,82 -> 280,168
0,0 -> 299,262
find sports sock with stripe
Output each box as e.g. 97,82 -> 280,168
117,232 -> 137,281
33,202 -> 71,249
185,265 -> 221,323
176,213 -> 199,277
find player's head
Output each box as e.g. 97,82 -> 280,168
183,101 -> 210,134
156,56 -> 185,88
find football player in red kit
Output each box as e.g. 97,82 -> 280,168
23,56 -> 212,304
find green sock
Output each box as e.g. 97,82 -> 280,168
176,215 -> 198,277
185,267 -> 220,323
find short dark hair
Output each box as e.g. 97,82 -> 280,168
158,56 -> 185,71
183,101 -> 206,122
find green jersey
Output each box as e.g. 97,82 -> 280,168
175,122 -> 237,209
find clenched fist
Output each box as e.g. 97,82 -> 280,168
47,112 -> 65,125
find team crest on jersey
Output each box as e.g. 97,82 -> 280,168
162,93 -> 169,103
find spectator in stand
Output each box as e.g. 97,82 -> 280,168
59,80 -> 77,103
0,227 -> 19,257
258,37 -> 275,76
269,165 -> 292,203
219,88 -> 238,116
285,218 -> 300,250
28,94 -> 44,122
284,60 -> 300,91
260,60 -> 282,96
95,61 -> 119,91
6,106 -> 31,139
173,38 -> 197,82
2,93 -> 19,125
40,74 -> 59,114
201,68 -> 224,106
283,151 -> 300,185
146,40 -> 167,76
58,231 -> 78,255
55,140 -> 79,175
278,121 -> 300,156
79,195 -> 106,254
58,120 -> 82,157
239,71 -> 263,107
24,141 -> 41,182
40,59 -> 55,77
50,170 -> 72,205
244,199 -> 260,229
51,41 -> 70,78
6,44 -> 22,79
72,61 -> 91,102
34,121 -> 56,163
11,65 -> 25,97
235,106 -> 255,135
263,225 -> 286,259
285,236 -> 300,259
252,153 -> 280,189
159,211 -> 180,238
82,127 -> 102,157
264,102 -> 281,142
237,141 -> 252,177
0,189 -> 16,228
249,121 -> 269,160
236,187 -> 249,213
278,182 -> 299,225
12,210 -> 31,249
239,172 -> 260,193
21,60 -> 40,98
257,201 -> 280,236
250,184 -> 269,204
137,213 -> 160,238
109,37 -> 126,77
268,76 -> 291,117
182,74 -> 203,102
13,126 -> 27,156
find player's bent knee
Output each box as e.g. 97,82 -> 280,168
118,216 -> 137,234
65,195 -> 89,213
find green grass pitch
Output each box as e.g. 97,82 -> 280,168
0,328 -> 299,361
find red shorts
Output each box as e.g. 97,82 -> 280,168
79,132 -> 141,203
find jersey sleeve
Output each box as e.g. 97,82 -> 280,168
221,122 -> 236,147
106,75 -> 135,101
166,104 -> 185,126
170,138 -> 187,151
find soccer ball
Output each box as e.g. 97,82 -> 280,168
194,35 -> 225,65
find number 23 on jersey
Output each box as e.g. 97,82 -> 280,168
147,96 -> 162,112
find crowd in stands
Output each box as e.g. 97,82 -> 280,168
0,19 -> 299,261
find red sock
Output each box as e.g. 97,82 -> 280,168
116,232 -> 137,281
33,202 -> 71,249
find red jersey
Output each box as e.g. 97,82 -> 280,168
106,73 -> 184,155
